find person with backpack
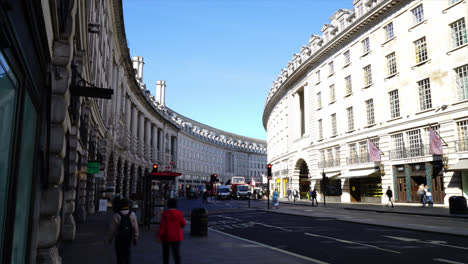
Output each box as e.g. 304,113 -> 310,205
385,186 -> 394,208
157,198 -> 186,264
107,199 -> 139,264
311,189 -> 318,206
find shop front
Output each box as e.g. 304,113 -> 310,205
393,161 -> 445,204
282,178 -> 289,198
340,168 -> 382,203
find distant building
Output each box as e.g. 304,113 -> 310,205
263,0 -> 468,204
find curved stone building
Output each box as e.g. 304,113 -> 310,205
263,0 -> 468,204
0,0 -> 265,262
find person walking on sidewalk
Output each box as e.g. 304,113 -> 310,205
157,198 -> 186,264
287,188 -> 292,201
107,199 -> 139,264
311,189 -> 318,206
385,186 -> 394,208
202,189 -> 208,204
417,184 -> 426,207
272,189 -> 280,209
424,184 -> 434,207
293,189 -> 299,202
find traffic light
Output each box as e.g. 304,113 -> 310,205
152,164 -> 158,172
210,174 -> 218,183
267,164 -> 272,177
322,170 -> 328,185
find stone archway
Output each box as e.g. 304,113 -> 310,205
294,159 -> 310,199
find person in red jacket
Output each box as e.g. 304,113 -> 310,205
157,198 -> 186,264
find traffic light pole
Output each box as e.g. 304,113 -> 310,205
267,178 -> 270,210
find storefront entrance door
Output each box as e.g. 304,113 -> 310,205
397,177 -> 407,202
350,179 -> 361,202
431,175 -> 445,204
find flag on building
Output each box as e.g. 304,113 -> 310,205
429,127 -> 443,155
368,139 -> 381,162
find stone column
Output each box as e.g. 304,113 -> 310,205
145,120 -> 151,161
62,126 -> 79,242
404,165 -> 412,202
126,98 -> 131,132
131,106 -> 138,154
152,125 -> 158,162
87,174 -> 96,214
138,113 -> 145,157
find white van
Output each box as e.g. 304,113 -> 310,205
217,185 -> 231,200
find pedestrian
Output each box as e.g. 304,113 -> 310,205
202,189 -> 208,204
417,184 -> 426,207
157,198 -> 186,264
272,189 -> 280,209
107,199 -> 139,264
425,184 -> 434,207
385,186 -> 394,208
112,193 -> 123,213
287,189 -> 292,201
293,189 -> 299,202
306,190 -> 311,201
311,189 -> 318,206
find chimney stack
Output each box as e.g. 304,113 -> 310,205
156,80 -> 166,106
132,56 -> 144,83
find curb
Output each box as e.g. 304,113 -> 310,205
342,207 -> 468,219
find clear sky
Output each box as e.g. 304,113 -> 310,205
122,0 -> 353,140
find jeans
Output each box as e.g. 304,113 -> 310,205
163,241 -> 181,264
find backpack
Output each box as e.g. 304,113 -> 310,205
117,211 -> 133,245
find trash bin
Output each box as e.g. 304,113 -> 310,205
449,196 -> 468,214
190,208 -> 208,236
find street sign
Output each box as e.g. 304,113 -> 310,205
87,162 -> 100,174
164,165 -> 172,172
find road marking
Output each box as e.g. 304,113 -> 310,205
251,222 -> 292,232
305,233 -> 400,254
433,258 -> 467,264
210,228 -> 329,264
384,236 -> 468,250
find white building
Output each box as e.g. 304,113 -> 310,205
263,0 -> 468,205
132,61 -> 268,192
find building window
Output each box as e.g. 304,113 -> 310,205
347,107 -> 354,131
345,75 -> 352,95
386,52 -> 397,76
414,37 -> 428,64
327,148 -> 334,167
407,129 -> 423,157
457,120 -> 468,151
450,18 -> 467,48
317,92 -> 322,109
344,50 -> 351,65
366,99 -> 375,125
316,70 -> 321,83
384,22 -> 394,40
389,90 -> 400,119
450,0 -> 462,4
391,133 -> 405,159
359,141 -> 368,163
362,37 -> 370,54
318,119 -> 323,140
334,146 -> 341,166
329,61 -> 334,75
348,143 -> 357,164
412,5 -> 424,25
329,84 -> 335,102
418,78 -> 432,110
455,64 -> 468,101
331,113 -> 337,136
363,65 -> 372,86
340,18 -> 345,30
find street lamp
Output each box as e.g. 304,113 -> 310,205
442,155 -> 449,172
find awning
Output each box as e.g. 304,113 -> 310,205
447,159 -> 468,171
149,172 -> 182,177
338,169 -> 379,179
310,172 -> 341,180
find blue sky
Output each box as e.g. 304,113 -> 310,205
123,0 -> 353,140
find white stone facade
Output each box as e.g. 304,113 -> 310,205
263,0 -> 468,204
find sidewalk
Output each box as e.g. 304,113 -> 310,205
276,198 -> 468,218
60,210 -> 314,264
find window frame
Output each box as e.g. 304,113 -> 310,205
411,4 -> 424,25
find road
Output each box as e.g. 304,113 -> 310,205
181,197 -> 468,264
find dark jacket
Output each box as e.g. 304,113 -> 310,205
157,209 -> 186,242
386,189 -> 393,198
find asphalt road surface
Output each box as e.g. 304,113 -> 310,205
201,209 -> 468,264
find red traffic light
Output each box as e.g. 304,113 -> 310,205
213,174 -> 217,177
153,164 -> 158,169
267,164 -> 272,169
